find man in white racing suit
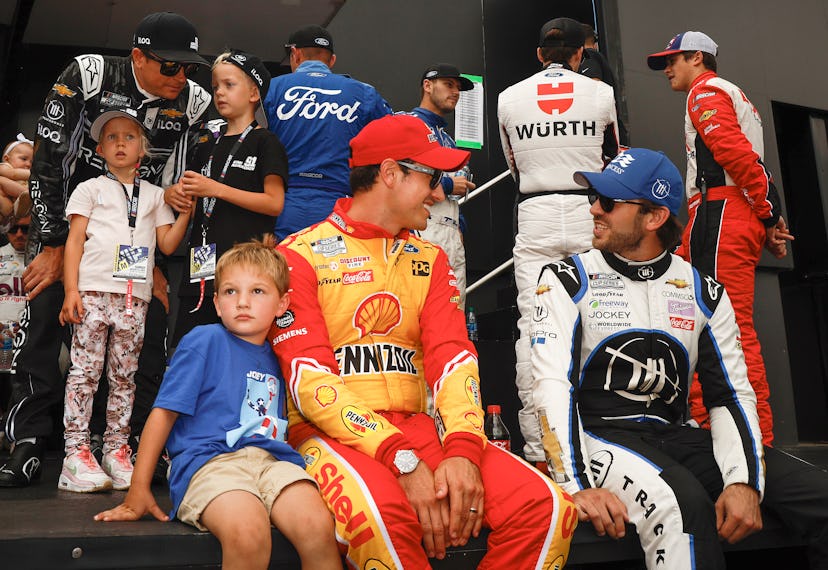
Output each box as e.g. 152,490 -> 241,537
498,17 -> 618,463
533,148 -> 764,569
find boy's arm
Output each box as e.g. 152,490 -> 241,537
59,214 -> 88,326
156,204 -> 192,256
180,170 -> 285,216
94,407 -> 179,522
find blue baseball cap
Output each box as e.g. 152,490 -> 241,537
574,148 -> 684,215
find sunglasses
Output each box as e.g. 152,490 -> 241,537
8,224 -> 28,234
587,192 -> 649,212
143,51 -> 199,78
397,161 -> 443,190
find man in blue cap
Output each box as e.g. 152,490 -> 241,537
530,148 -> 828,569
531,148 -> 764,569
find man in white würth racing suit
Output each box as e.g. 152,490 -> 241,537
498,17 -> 618,463
532,149 -> 765,569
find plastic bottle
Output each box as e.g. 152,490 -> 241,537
466,306 -> 479,342
0,323 -> 13,371
484,404 -> 511,451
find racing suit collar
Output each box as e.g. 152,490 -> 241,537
328,197 -> 412,240
543,62 -> 574,72
295,60 -> 333,74
601,249 -> 672,281
690,69 -> 718,90
130,60 -> 162,105
411,107 -> 448,130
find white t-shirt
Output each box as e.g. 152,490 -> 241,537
65,174 -> 175,302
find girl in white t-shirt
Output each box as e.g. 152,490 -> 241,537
58,109 -> 190,493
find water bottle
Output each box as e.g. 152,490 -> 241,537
0,322 -> 14,370
466,306 -> 479,342
484,405 -> 511,451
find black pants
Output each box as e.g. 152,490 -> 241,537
589,422 -> 828,569
4,283 -> 168,443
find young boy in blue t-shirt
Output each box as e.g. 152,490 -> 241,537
96,235 -> 340,569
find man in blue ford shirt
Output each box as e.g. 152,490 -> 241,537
264,25 -> 391,240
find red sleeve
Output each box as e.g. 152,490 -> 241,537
688,81 -> 778,224
419,248 -> 485,467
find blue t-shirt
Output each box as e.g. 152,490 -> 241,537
155,324 -> 304,518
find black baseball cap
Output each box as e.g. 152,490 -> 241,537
133,12 -> 208,65
421,64 -> 474,91
285,25 -> 334,52
222,50 -> 272,128
539,17 -> 586,48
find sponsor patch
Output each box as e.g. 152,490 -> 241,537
403,243 -> 419,253
464,411 -> 483,431
342,406 -> 381,435
314,385 -> 338,408
412,260 -> 430,276
670,316 -> 695,330
589,273 -> 624,289
274,309 -> 295,328
703,123 -> 720,135
52,83 -> 76,97
339,255 -> 370,268
699,109 -> 717,122
666,278 -> 690,289
536,284 -> 551,295
342,270 -> 373,285
464,376 -> 481,406
667,300 -> 694,317
693,91 -> 716,102
311,235 -> 347,257
302,445 -> 321,467
99,91 -> 132,108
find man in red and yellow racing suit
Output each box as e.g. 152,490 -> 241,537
269,114 -> 576,569
647,31 -> 794,446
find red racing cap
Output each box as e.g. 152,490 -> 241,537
349,114 -> 470,172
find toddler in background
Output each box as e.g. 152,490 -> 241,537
0,134 -> 34,224
58,108 -> 189,492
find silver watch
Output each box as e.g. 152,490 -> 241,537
393,449 -> 420,475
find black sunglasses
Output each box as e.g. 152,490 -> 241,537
587,191 -> 649,212
397,160 -> 443,190
143,51 -> 199,78
8,224 -> 28,234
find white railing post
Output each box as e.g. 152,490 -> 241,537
466,258 -> 514,294
459,170 -> 510,205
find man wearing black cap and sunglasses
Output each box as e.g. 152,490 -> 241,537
406,63 -> 476,309
0,12 -> 211,487
263,25 -> 391,241
497,17 -> 619,469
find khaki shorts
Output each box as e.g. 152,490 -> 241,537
177,446 -> 315,531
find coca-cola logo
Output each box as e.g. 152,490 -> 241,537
342,270 -> 373,285
276,86 -> 362,123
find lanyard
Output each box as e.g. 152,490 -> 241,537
200,120 -> 257,243
105,171 -> 141,230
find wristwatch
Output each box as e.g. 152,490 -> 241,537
393,449 -> 420,475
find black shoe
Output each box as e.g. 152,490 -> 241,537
89,433 -> 104,465
0,440 -> 44,487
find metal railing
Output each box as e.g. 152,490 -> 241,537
461,169 -> 515,294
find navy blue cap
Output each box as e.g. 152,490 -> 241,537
574,148 -> 684,215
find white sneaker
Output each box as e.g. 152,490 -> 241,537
58,445 -> 113,493
102,444 -> 134,490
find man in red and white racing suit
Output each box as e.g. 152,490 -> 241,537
647,31 -> 794,446
497,17 -> 618,463
270,115 -> 576,569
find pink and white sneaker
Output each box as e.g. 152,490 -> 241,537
102,444 -> 134,491
58,445 -> 113,493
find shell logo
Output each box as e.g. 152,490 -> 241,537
303,446 -> 322,467
464,411 -> 483,431
353,292 -> 402,337
314,385 -> 337,408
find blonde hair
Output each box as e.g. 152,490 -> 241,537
214,234 -> 289,294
